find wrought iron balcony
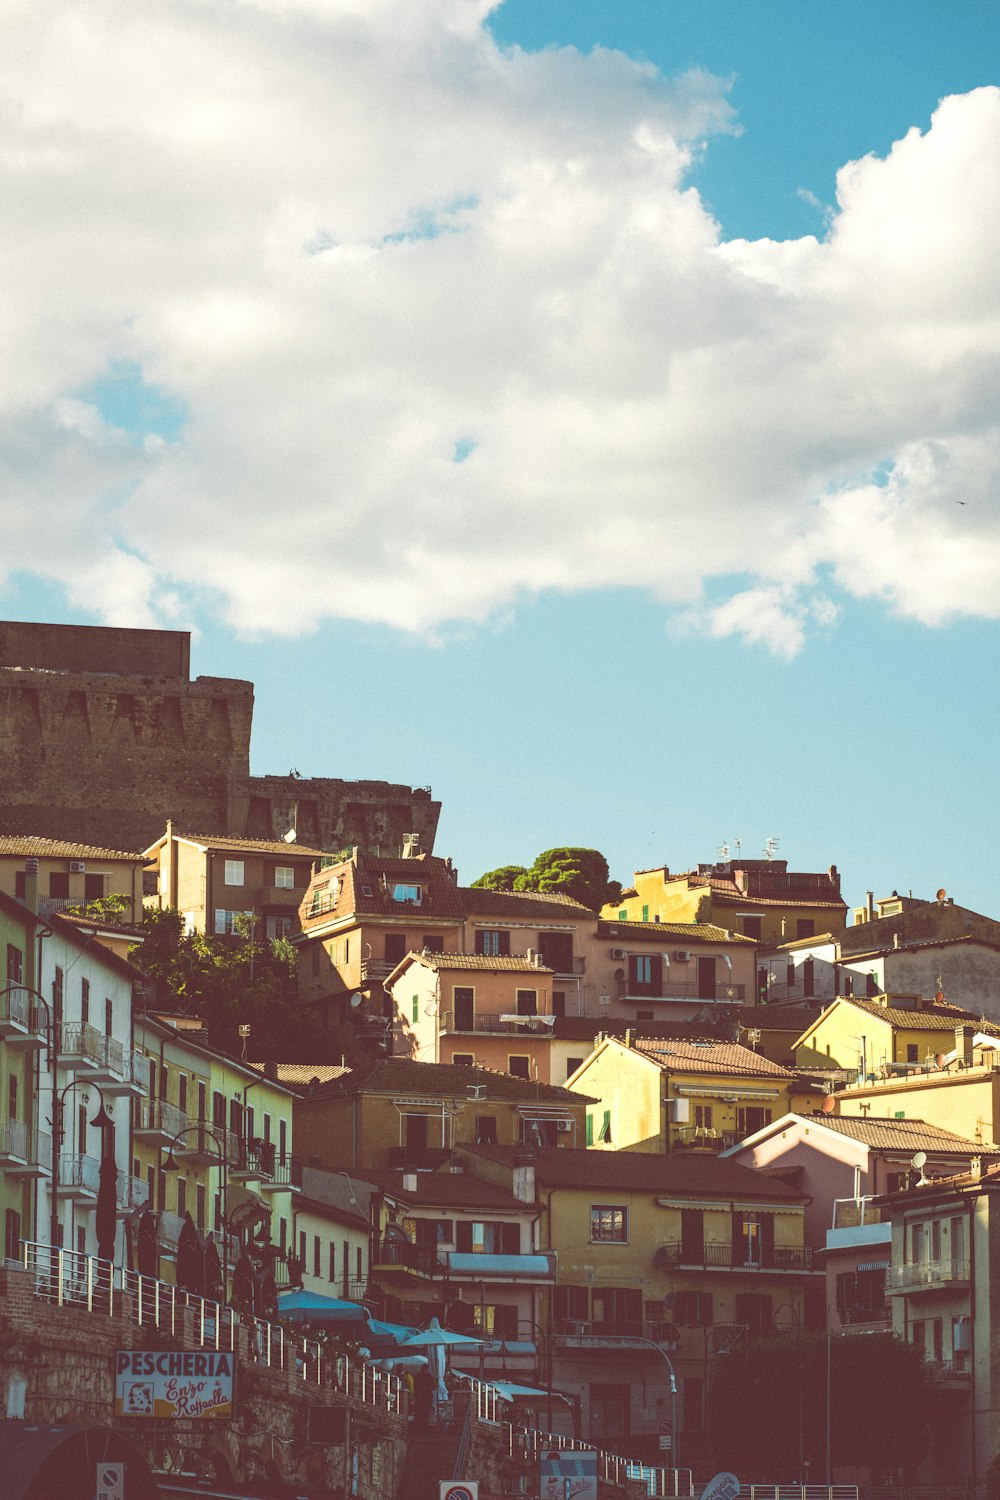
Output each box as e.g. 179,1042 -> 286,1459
656,1240 -> 815,1272
0,987 -> 48,1047
133,1097 -> 187,1144
371,1237 -> 445,1277
0,1117 -> 51,1175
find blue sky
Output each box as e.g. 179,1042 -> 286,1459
3,0 -> 1000,919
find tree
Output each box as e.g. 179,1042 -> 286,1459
706,1331 -> 931,1480
472,848 -> 621,911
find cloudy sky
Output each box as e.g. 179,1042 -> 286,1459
3,0 -> 1000,912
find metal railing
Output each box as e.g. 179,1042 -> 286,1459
57,1151 -> 101,1194
0,985 -> 46,1035
672,1126 -> 738,1151
0,1117 -> 51,1168
552,1318 -> 677,1345
441,1012 -> 560,1034
886,1257 -> 969,1290
21,1241 -> 322,1381
926,1358 -> 971,1381
616,982 -> 746,1002
657,1241 -> 814,1271
116,1170 -> 151,1211
133,1097 -> 187,1138
335,1354 -> 405,1414
373,1237 -> 444,1275
738,1489 -> 858,1500
506,1422 -> 693,1497
831,1197 -> 889,1229
265,1152 -> 303,1190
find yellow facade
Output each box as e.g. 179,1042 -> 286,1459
133,1016 -> 298,1280
567,1037 -> 799,1154
793,996 -> 995,1079
836,1067 -> 1000,1147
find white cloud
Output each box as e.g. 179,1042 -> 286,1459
1,0 -> 999,652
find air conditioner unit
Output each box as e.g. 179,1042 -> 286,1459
673,950 -> 690,963
667,1098 -> 690,1123
556,1119 -> 573,1133
611,948 -> 626,960
70,861 -> 86,874
563,1320 -> 591,1336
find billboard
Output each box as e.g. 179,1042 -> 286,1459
115,1350 -> 235,1420
539,1448 -> 598,1500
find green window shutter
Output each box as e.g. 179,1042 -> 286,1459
618,909 -> 628,921
412,996 -> 419,1023
586,1114 -> 593,1146
642,905 -> 649,922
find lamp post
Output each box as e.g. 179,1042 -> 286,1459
48,1078 -> 114,1260
161,1123 -> 232,1300
627,1335 -> 679,1469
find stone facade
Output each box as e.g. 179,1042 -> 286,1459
0,621 -> 440,855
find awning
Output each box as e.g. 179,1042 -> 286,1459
446,1252 -> 554,1278
856,1261 -> 891,1272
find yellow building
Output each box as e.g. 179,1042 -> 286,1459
0,835 -> 145,922
566,1034 -> 809,1154
456,1142 -> 812,1463
132,1015 -> 299,1283
604,857 -> 846,948
792,994 -> 1000,1080
293,1057 -> 591,1171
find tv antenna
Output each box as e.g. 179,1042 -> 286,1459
763,836 -> 780,861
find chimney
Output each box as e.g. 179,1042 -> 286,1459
893,932 -> 901,949
402,1171 -> 418,1192
624,1029 -> 634,1049
263,1061 -> 278,1082
828,864 -> 840,891
23,858 -> 38,914
512,1151 -> 536,1204
866,891 -> 875,920
956,1026 -> 975,1068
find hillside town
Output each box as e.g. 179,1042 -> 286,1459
0,622 -> 997,1499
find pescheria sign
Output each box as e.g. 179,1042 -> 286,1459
114,1350 -> 236,1421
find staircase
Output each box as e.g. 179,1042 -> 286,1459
398,1392 -> 471,1500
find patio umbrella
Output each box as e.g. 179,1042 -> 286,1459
399,1317 -> 483,1404
136,1209 -> 159,1279
202,1237 -> 224,1304
277,1290 -> 369,1325
95,1133 -> 118,1265
175,1213 -> 203,1297
231,1249 -> 257,1316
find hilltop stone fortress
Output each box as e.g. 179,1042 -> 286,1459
0,620 -> 440,854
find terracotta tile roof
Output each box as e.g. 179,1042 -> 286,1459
596,920 -> 756,945
460,1145 -> 804,1200
812,1116 -> 995,1154
355,1167 -> 529,1210
460,888 -> 596,919
167,833 -> 329,858
397,952 -> 554,974
729,1003 -> 824,1031
628,1038 -> 796,1078
0,834 -> 145,860
839,996 -> 1000,1034
247,1063 -> 351,1088
304,1056 -> 591,1104
841,933 -> 1000,961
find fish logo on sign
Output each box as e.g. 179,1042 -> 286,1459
96,1460 -> 125,1500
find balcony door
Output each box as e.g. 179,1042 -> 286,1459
697,956 -> 716,999
453,988 -> 474,1030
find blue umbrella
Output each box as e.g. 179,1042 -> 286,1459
278,1290 -> 369,1324
366,1317 -> 419,1344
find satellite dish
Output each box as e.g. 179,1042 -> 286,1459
936,888 -> 947,901
350,994 -> 364,1008
821,1095 -> 836,1114
912,1151 -> 927,1170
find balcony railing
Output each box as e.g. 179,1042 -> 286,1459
59,1025 -> 147,1089
372,1237 -> 445,1276
886,1258 -> 970,1292
0,986 -> 47,1042
56,1152 -> 101,1195
657,1241 -> 814,1271
617,982 -> 746,1002
926,1358 -> 971,1382
262,1152 -> 303,1190
361,959 -> 396,982
133,1097 -> 187,1139
116,1171 -> 151,1212
0,1117 -> 52,1171
552,1318 -> 679,1346
831,1198 -> 889,1230
672,1126 -> 738,1152
441,1011 -> 559,1035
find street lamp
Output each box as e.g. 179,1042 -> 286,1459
48,1078 -> 114,1261
626,1335 -> 679,1469
161,1123 -> 232,1299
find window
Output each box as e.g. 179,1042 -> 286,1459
592,1286 -> 642,1334
412,996 -> 419,1024
618,909 -> 628,921
80,977 -> 89,1026
742,916 -> 763,940
391,883 -> 422,905
7,1074 -> 16,1121
14,872 -> 25,900
299,1230 -> 307,1265
641,904 -> 649,922
177,1177 -> 187,1219
695,1105 -> 713,1129
591,1205 -> 627,1243
314,1236 -> 322,1277
796,919 -> 815,939
456,1220 -> 520,1254
539,932 -> 574,972
49,872 -> 70,899
673,1290 -> 712,1327
628,953 -> 661,995
597,1109 -> 612,1143
566,1057 -> 584,1080
475,1114 -> 497,1144
274,865 -> 295,889
473,1303 -> 518,1339
836,1268 -> 887,1325
53,966 -> 63,1008
224,860 -> 245,886
196,1184 -> 206,1231
554,1285 -> 589,1325
551,991 -> 566,1017
735,1292 -> 772,1335
508,1055 -> 530,1079
422,933 -> 444,952
329,1242 -> 336,1281
515,990 -> 537,1016
737,1105 -> 771,1137
214,909 -> 251,935
384,933 -> 407,964
266,916 -> 292,941
586,1113 -> 593,1146
452,1053 -> 475,1066
6,944 -> 22,984
105,998 -> 113,1037
475,929 -> 510,956
681,1209 -> 704,1263
4,1207 -> 21,1263
84,872 -> 104,901
906,1044 -> 919,1063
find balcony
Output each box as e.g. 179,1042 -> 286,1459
618,982 -> 746,1003
441,1011 -> 559,1035
926,1357 -> 972,1385
156,1210 -> 185,1254
0,1118 -> 51,1176
259,1152 -> 303,1193
832,1198 -> 889,1230
133,1097 -> 187,1146
0,987 -> 48,1048
552,1319 -> 680,1351
656,1241 -> 815,1273
55,1152 -> 101,1201
672,1126 -> 738,1152
252,884 -> 303,909
58,1025 -> 146,1093
116,1171 -> 150,1213
173,1121 -> 232,1167
886,1257 -> 970,1294
361,959 -> 396,983
371,1237 -> 445,1278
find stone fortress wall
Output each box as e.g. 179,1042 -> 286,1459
0,621 -> 440,855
